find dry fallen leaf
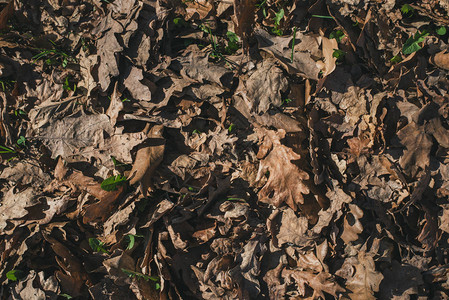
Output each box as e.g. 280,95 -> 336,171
67,171 -> 124,224
430,50 -> 449,70
128,124 -> 165,197
255,128 -> 310,211
336,251 -> 383,300
282,269 -> 344,299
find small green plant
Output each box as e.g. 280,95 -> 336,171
173,17 -> 188,28
0,144 -> 18,161
6,269 -> 25,281
200,24 -> 223,60
228,123 -> 235,133
0,145 -> 16,154
225,31 -> 239,54
437,26 -> 447,36
88,238 -> 109,254
101,175 -> 127,191
125,234 -> 144,250
121,269 -> 160,289
329,30 -> 345,43
400,4 -> 414,17
402,31 -> 429,55
32,41 -> 73,68
0,78 -> 15,91
332,49 -> 346,60
282,98 -> 293,105
14,109 -> 27,117
111,156 -> 129,168
272,8 -> 284,36
311,15 -> 334,19
192,129 -> 202,135
63,77 -> 76,93
59,294 -> 73,299
390,54 -> 402,64
16,136 -> 26,147
256,0 -> 268,17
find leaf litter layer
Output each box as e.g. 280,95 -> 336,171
1,0 -> 449,299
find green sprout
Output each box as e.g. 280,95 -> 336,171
88,238 -> 109,254
101,175 -> 127,191
311,15 -> 334,19
125,234 -> 144,250
225,31 -> 240,54
121,269 -> 160,289
16,136 -> 26,147
282,98 -> 293,105
32,41 -> 74,68
256,0 -> 268,17
6,269 -> 25,281
332,49 -> 346,60
400,4 -> 414,17
437,26 -> 447,36
272,9 -> 284,36
390,54 -> 402,64
63,77 -> 77,93
402,31 -> 429,55
329,30 -> 345,43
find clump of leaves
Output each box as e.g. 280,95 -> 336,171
88,238 -> 109,254
6,269 -> 25,281
402,31 -> 429,55
101,174 -> 127,191
329,30 -> 345,43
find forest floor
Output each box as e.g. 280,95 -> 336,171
1,0 -> 449,299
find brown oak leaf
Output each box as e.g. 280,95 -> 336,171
256,128 -> 310,211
